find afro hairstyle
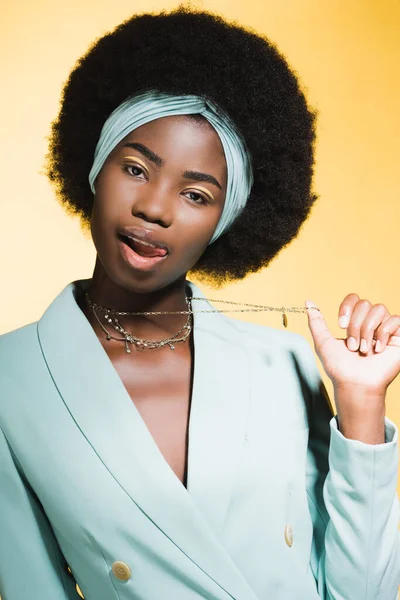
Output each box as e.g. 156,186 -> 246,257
45,5 -> 318,286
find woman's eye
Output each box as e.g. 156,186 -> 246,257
124,164 -> 146,178
185,191 -> 209,205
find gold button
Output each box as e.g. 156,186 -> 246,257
284,524 -> 294,547
111,561 -> 131,581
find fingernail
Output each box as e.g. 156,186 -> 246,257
305,300 -> 316,309
375,340 -> 382,352
339,315 -> 349,328
360,338 -> 368,353
347,337 -> 358,351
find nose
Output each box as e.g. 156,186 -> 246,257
131,182 -> 174,228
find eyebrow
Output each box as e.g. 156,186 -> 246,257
122,142 -> 223,191
182,170 -> 222,191
122,142 -> 164,167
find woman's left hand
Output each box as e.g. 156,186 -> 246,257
305,294 -> 400,401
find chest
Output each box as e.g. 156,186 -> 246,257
108,343 -> 194,487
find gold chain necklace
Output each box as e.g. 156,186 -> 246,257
84,292 -> 319,352
85,294 -> 192,352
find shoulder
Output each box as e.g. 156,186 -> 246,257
0,279 -> 79,369
0,322 -> 41,381
221,312 -> 312,354
216,314 -> 323,390
0,321 -> 39,353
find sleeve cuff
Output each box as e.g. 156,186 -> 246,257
330,415 -> 398,446
327,415 -> 399,518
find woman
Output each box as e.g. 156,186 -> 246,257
0,7 -> 399,600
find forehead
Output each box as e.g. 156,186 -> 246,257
117,114 -> 226,161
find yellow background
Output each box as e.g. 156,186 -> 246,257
0,2 -> 399,596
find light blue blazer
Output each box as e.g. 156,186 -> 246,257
0,278 -> 399,600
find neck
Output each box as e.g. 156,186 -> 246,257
79,259 -> 192,344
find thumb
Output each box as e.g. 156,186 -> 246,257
305,300 -> 333,352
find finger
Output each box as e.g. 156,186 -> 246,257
374,316 -> 400,352
338,293 -> 360,329
305,300 -> 333,351
358,303 -> 391,353
345,298 -> 373,351
387,334 -> 400,348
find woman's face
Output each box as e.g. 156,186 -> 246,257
90,115 -> 227,294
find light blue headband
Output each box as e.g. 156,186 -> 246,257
88,90 -> 253,244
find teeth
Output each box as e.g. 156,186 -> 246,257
125,235 -> 158,249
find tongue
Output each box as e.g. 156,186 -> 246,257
131,239 -> 167,258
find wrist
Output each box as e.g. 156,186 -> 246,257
333,384 -> 386,444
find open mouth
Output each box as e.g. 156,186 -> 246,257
118,234 -> 168,258
117,233 -> 169,271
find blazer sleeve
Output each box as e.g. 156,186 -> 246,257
0,424 -> 81,600
298,338 -> 400,600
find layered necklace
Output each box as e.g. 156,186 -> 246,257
85,292 -> 317,353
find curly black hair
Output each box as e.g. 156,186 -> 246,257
45,5 -> 318,286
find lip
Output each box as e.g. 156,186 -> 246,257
117,226 -> 170,254
117,226 -> 169,272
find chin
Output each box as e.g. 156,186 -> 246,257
107,263 -> 187,297
94,240 -> 199,296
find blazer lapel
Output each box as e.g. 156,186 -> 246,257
37,278 -> 258,600
186,282 -> 252,539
